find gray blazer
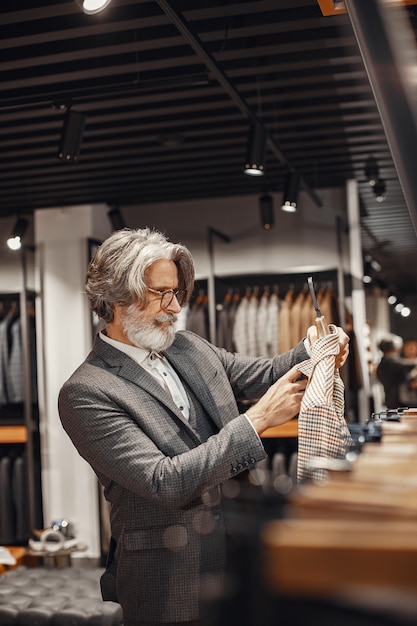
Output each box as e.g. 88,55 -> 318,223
58,330 -> 308,623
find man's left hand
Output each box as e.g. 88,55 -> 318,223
307,325 -> 349,369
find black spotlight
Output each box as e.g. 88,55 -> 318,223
107,206 -> 126,231
281,171 -> 300,212
363,254 -> 373,284
7,217 -> 29,251
365,156 -> 379,186
58,109 -> 86,162
374,179 -> 386,202
244,123 -> 267,176
259,193 -> 274,230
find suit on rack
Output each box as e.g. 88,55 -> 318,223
58,330 -> 308,624
0,311 -> 14,406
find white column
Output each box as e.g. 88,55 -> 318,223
346,179 -> 371,423
35,204 -> 110,558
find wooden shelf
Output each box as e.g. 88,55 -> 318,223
261,420 -> 298,439
0,425 -> 28,444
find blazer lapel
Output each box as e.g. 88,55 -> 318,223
92,336 -> 202,439
164,342 -> 224,431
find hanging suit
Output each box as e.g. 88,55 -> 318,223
278,289 -> 294,353
289,291 -> 307,348
7,317 -> 24,403
265,291 -> 279,358
0,311 -> 14,406
232,295 -> 250,355
0,456 -> 15,544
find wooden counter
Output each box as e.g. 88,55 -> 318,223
261,420 -> 298,438
261,413 -> 417,601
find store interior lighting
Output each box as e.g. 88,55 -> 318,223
281,171 -> 300,212
363,258 -> 413,317
373,179 -> 386,202
386,293 -> 411,317
243,123 -> 267,176
363,254 -> 383,284
7,217 -> 29,251
58,109 -> 87,162
74,0 -> 112,14
364,156 -> 379,186
259,193 -> 274,230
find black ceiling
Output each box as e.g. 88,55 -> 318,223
1,0 -> 417,299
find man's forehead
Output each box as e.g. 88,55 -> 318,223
146,259 -> 178,284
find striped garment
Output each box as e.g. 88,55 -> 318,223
297,325 -> 352,482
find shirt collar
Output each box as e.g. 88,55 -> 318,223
99,330 -> 151,366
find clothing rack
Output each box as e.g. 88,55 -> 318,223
214,270 -> 339,306
186,271 -> 341,343
0,283 -> 42,540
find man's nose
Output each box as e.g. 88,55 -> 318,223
167,293 -> 182,313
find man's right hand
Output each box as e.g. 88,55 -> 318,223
245,364 -> 307,435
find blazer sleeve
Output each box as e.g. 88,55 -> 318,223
58,371 -> 266,510
199,333 -> 310,402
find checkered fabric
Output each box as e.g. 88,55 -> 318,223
297,325 -> 352,482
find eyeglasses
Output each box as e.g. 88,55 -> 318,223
147,287 -> 187,309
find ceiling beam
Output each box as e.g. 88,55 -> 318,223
345,0 -> 417,237
155,0 -> 322,208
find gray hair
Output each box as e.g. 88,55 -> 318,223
85,228 -> 195,322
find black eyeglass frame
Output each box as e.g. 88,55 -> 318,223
147,287 -> 187,309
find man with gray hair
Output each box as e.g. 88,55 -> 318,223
58,227 -> 349,626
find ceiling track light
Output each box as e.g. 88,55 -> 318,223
74,0 -> 112,15
364,156 -> 379,186
58,109 -> 87,162
7,217 -> 29,251
107,206 -> 126,231
244,123 -> 267,176
259,193 -> 274,230
363,255 -> 372,284
374,179 -> 386,202
281,171 -> 300,212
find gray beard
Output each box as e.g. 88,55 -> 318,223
121,305 -> 177,352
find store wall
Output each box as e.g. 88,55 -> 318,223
0,215 -> 35,291
122,188 -> 349,279
34,204 -> 111,558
